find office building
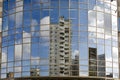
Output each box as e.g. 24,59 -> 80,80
0,0 -> 120,80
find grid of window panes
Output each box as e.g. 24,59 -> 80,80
1,0 -> 119,79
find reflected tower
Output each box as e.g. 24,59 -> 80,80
49,16 -> 71,76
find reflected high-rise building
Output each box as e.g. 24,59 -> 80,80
50,16 -> 71,76
0,0 -> 120,80
71,54 -> 79,76
97,54 -> 105,77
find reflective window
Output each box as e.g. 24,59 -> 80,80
104,13 -> 111,35
15,45 -> 22,60
1,0 -> 119,79
88,10 -> 96,26
80,10 -> 88,25
8,46 -> 14,61
16,12 -> 23,28
97,12 -> 104,28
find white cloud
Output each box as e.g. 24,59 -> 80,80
40,16 -> 50,38
16,12 -> 23,27
112,47 -> 118,61
79,72 -> 88,76
40,16 -> 50,25
15,44 -> 22,60
1,52 -> 7,68
88,1 -> 116,39
1,52 -> 7,63
31,56 -> 40,65
15,67 -> 21,72
88,10 -> 96,26
13,31 -> 41,72
31,19 -> 38,26
112,15 -> 117,31
72,50 -> 79,59
23,31 -> 31,38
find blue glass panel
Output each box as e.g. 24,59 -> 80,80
70,9 -> 79,25
60,9 -> 69,19
31,43 -> 39,57
9,0 -> 15,9
32,10 -> 40,25
79,0 -> 88,3
24,0 -> 31,10
39,43 -> 49,58
23,11 -> 31,26
60,0 -> 69,8
50,0 -> 59,8
50,8 -> 59,23
16,12 -> 23,28
32,0 -> 40,3
9,14 -> 15,29
70,0 -> 78,8
3,0 -> 8,16
2,16 -> 8,31
80,10 -> 88,25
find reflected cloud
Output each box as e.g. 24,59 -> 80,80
31,56 -> 40,65
1,52 -> 7,68
88,10 -> 96,26
13,31 -> 41,72
112,47 -> 118,61
23,31 -> 31,38
88,1 -> 116,38
72,50 -> 79,59
1,52 -> 7,63
40,16 -> 50,38
79,72 -> 88,76
40,16 -> 50,46
31,19 -> 38,26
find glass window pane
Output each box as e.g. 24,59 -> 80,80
39,43 -> 49,58
50,8 -> 59,23
2,16 -> 8,31
104,13 -> 111,35
70,0 -> 78,8
15,45 -> 22,60
97,12 -> 104,28
32,10 -> 40,25
9,14 -> 15,29
31,43 -> 40,58
105,46 -> 112,61
23,44 -> 31,60
60,0 -> 69,8
50,0 -> 59,8
23,11 -> 31,26
60,9 -> 69,19
80,10 -> 88,25
8,46 -> 14,61
70,9 -> 78,25
16,12 -> 23,28
79,43 -> 88,59
88,11 -> 96,26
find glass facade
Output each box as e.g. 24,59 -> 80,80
1,0 -> 119,79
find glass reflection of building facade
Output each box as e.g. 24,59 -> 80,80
50,16 -> 71,76
0,0 -> 119,80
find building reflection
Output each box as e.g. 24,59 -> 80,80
98,54 -> 105,77
49,16 -> 71,76
71,54 -> 79,76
